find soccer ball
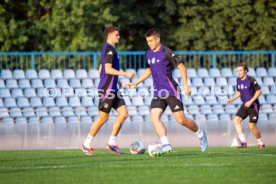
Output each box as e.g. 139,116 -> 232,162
147,142 -> 162,157
231,137 -> 241,148
130,141 -> 145,154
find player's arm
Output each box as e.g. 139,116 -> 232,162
227,91 -> 241,104
177,63 -> 191,96
127,68 -> 151,89
105,63 -> 134,78
98,64 -> 102,74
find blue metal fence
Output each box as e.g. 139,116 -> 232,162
0,51 -> 275,70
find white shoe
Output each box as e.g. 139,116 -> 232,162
199,132 -> 208,152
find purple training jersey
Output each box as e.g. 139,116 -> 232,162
146,45 -> 181,99
98,43 -> 120,94
236,75 -> 261,104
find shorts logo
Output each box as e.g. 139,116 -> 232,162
174,105 -> 180,110
104,103 -> 109,108
252,116 -> 257,120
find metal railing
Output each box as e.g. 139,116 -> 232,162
0,51 -> 275,71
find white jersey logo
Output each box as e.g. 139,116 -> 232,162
107,51 -> 113,55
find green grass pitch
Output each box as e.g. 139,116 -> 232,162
0,147 -> 276,184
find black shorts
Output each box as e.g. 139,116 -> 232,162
98,90 -> 125,113
150,96 -> 184,112
236,103 -> 260,123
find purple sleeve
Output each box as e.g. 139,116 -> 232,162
104,47 -> 114,64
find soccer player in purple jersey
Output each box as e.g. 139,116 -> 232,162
127,28 -> 208,155
81,26 -> 136,155
227,63 -> 265,148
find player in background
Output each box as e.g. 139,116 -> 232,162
127,28 -> 208,155
227,63 -> 265,148
81,26 -> 136,155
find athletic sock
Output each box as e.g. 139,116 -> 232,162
108,136 -> 117,145
83,134 -> 93,148
257,138 -> 264,145
160,136 -> 170,145
238,133 -> 246,143
196,129 -> 204,138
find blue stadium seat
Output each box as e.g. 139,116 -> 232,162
197,68 -> 209,78
26,70 -> 38,79
22,107 -> 36,118
182,96 -> 193,105
29,117 -> 39,124
1,70 -> 13,79
0,99 -> 3,107
233,98 -> 242,105
138,106 -> 150,116
255,77 -> 263,85
220,114 -> 231,121
69,97 -> 81,107
256,67 -> 268,77
75,106 -> 88,117
268,68 -> 276,77
62,107 -> 75,117
232,68 -> 238,77
266,95 -> 276,104
173,69 -> 181,78
260,104 -> 273,114
13,70 -> 25,79
56,97 -> 69,107
132,96 -> 144,106
75,88 -> 87,97
187,68 -> 197,78
221,68 -> 233,78
200,105 -> 212,115
61,87 -> 75,97
207,114 -> 219,121
144,78 -> 153,87
36,107 -> 49,117
17,97 -> 30,108
261,86 -> 270,95
82,78 -> 94,88
54,116 -> 66,123
258,95 -> 266,104
126,69 -> 137,76
205,95 -> 217,105
10,107 -> 23,118
204,77 -> 215,86
68,116 -> 79,123
64,69 -> 76,79
271,86 -> 276,95
31,79 -> 44,88
137,87 -> 150,97
88,69 -> 100,79
144,96 -> 152,106
0,79 -> 5,88
18,79 -> 31,88
0,108 -> 9,118
87,107 -> 99,116
223,86 -> 235,96
93,78 -> 100,88
56,79 -> 69,88
127,106 -> 138,116
193,96 -> 205,105
69,79 -> 82,88
44,79 -> 56,88
188,105 -> 199,115
209,68 -> 221,77
30,97 -> 43,108
225,104 -> 236,114
195,114 -> 207,122
15,117 -> 27,124
41,117 -> 54,124
137,69 -> 146,77
51,69 -> 63,79
198,86 -> 211,96
38,69 -> 51,79
43,97 -> 56,107
192,78 -> 204,87
263,77 -> 274,86
228,77 -> 237,86
81,116 -> 92,123
217,95 -> 228,105
6,79 -> 18,88
76,69 -> 88,79
49,107 -> 62,117
216,77 -> 228,86
11,88 -> 24,98
120,78 -> 130,87
81,97 -> 94,107
24,88 -> 37,98
4,98 -> 17,108
212,104 -> 225,114
2,117 -> 14,124
0,89 -> 11,98
247,67 -> 256,76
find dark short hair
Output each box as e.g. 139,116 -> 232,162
237,63 -> 248,72
104,26 -> 119,36
145,28 -> 160,37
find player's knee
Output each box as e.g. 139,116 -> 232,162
150,116 -> 159,124
118,111 -> 128,120
248,124 -> 256,130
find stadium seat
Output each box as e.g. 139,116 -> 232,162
212,104 -> 225,114
18,79 -> 31,88
38,69 -> 51,79
76,69 -> 88,79
258,95 -> 266,104
54,116 -> 66,123
204,77 -> 215,86
51,69 -> 63,79
268,112 -> 276,120
228,77 -> 237,86
69,79 -> 81,88
216,77 -> 228,86
195,114 -> 207,121
271,86 -> 276,95
17,97 -> 30,108
127,106 -> 138,116
11,88 -> 24,98
62,107 -> 75,117
260,104 -> 273,114
56,97 -> 69,107
132,96 -> 144,106
75,106 -> 88,117
0,88 -> 11,98
31,79 -> 44,88
4,98 -> 17,108
200,105 -> 212,115
173,69 -> 181,78
44,79 -> 56,88
43,97 -> 56,107
255,77 -> 263,85
41,117 -> 54,124
137,69 -> 146,77
144,78 -> 153,87
49,107 -> 62,117
69,97 -> 81,107
123,96 -> 131,106
93,78 -> 100,88
82,78 -> 94,88
24,88 -> 37,98
193,96 -> 205,105
29,117 -> 39,124
188,105 -> 199,115
15,117 -> 27,124
30,97 -> 43,108
232,68 -> 238,77
207,114 -> 219,121
138,106 -> 150,116
137,87 -> 150,97
247,67 -> 256,76
10,107 -> 23,118
220,114 -> 231,121
263,77 -> 274,86
209,68 -> 220,77
68,116 -> 79,123
217,95 -> 228,105
56,79 -> 69,88
2,117 -> 14,124
64,69 -> 76,79
36,107 -> 49,117
205,95 -> 217,105
261,86 -> 270,95
266,95 -> 276,104
1,70 -> 13,79
87,107 -> 99,116
6,79 -> 18,88
120,78 -> 130,87
182,96 -> 193,105
88,69 -> 100,79
258,113 -> 268,121
0,99 -> 3,107
144,96 -> 152,106
192,78 -> 204,87
225,104 -> 236,114
13,69 -> 25,79
81,97 -> 94,107
26,70 -> 38,79
256,67 -> 267,77
187,68 -> 197,78
0,79 -> 5,88
221,68 -> 233,77
81,116 -> 92,123
22,107 -> 36,118
126,69 -> 137,76
75,88 -> 87,97
0,107 -> 9,118
197,68 -> 209,78
268,68 -> 276,77
62,87 -> 75,97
